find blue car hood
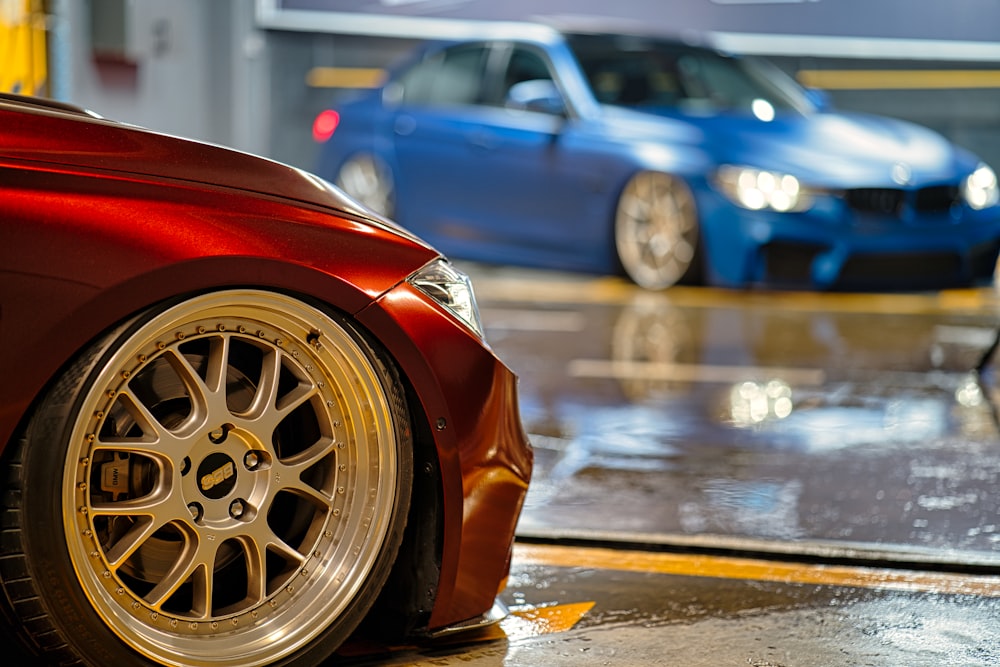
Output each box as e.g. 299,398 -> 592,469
605,106 -> 975,189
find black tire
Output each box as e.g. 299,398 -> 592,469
1,290 -> 413,666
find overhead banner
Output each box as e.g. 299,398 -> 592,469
257,0 -> 1000,47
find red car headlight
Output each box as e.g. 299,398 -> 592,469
408,260 -> 485,338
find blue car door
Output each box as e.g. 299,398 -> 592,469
389,43 -> 493,246
390,42 -> 600,265
455,44 -> 599,264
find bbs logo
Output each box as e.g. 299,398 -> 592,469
201,461 -> 235,491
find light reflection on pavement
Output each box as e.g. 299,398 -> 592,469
465,264 -> 1000,565
322,264 -> 1000,667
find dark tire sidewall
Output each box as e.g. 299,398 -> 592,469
14,319 -> 153,666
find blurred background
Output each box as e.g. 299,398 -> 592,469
5,0 -> 1000,175
8,6 -> 1000,663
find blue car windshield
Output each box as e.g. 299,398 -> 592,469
565,33 -> 813,116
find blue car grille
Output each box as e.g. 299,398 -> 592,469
837,252 -> 963,289
915,185 -> 961,212
844,185 -> 960,217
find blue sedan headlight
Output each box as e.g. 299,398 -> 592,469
963,163 -> 999,210
716,165 -> 814,213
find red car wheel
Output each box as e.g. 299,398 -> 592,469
3,289 -> 413,666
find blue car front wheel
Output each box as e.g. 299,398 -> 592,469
614,171 -> 701,289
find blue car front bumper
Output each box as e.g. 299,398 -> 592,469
699,192 -> 1000,290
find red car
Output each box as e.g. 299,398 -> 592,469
0,94 -> 531,666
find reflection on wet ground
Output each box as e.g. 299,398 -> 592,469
468,266 -> 1000,565
332,266 -> 1000,666
338,543 -> 1000,666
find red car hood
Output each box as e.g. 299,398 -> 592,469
0,96 -> 422,243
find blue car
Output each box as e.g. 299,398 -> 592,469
314,26 -> 1000,290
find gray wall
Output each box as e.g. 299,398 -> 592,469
66,0 -> 269,157
63,0 -> 1000,175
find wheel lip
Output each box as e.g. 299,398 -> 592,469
615,171 -> 700,290
61,290 -> 401,666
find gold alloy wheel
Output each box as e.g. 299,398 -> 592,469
12,290 -> 411,666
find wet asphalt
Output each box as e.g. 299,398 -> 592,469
336,264 -> 1000,666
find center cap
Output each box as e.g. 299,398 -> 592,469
197,452 -> 237,499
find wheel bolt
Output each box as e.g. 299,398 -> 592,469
244,451 -> 261,470
230,499 -> 246,519
188,503 -> 203,521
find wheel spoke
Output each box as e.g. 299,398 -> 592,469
241,535 -> 269,603
275,381 -> 319,419
239,527 -> 307,602
282,435 -> 337,472
238,349 -> 318,431
162,347 -> 214,426
275,436 -> 339,505
143,528 -> 204,611
203,335 -> 231,395
90,490 -> 174,516
289,477 -> 335,508
241,348 -> 283,420
97,392 -> 167,446
100,516 -> 159,567
91,484 -> 191,569
280,467 -> 336,508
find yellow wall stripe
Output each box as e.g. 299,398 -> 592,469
798,69 -> 1000,90
515,543 -> 1000,598
306,66 -> 385,89
303,66 -> 1000,92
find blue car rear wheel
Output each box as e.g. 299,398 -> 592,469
335,152 -> 395,218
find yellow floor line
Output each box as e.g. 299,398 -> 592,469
514,543 -> 1000,598
472,274 -> 1000,316
568,358 -> 827,386
305,66 -> 384,88
496,601 -> 596,640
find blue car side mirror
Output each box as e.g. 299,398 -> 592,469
805,88 -> 833,112
506,79 -> 567,116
